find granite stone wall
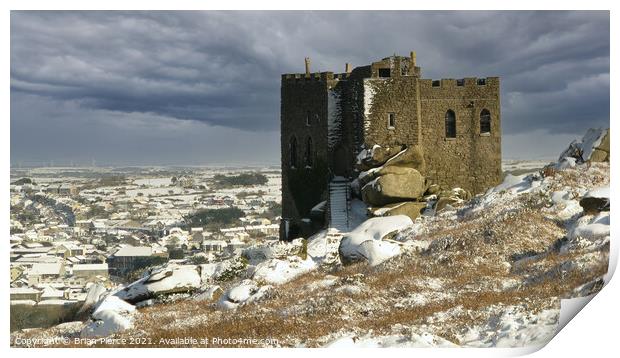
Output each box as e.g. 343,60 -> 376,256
419,77 -> 502,193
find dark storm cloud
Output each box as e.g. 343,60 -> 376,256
10,11 -> 609,163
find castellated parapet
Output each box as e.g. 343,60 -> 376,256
280,53 -> 501,240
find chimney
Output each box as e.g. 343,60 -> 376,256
304,57 -> 311,77
410,51 -> 417,67
345,63 -> 352,74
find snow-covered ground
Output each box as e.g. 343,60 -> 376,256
12,142 -> 610,348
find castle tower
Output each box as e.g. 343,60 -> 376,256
280,53 -> 501,240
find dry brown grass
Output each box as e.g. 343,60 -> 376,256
21,162 -> 609,348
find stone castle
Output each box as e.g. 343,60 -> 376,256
280,52 -> 502,240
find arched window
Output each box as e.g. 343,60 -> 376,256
289,137 -> 298,168
304,137 -> 314,168
480,109 -> 491,134
445,110 -> 456,138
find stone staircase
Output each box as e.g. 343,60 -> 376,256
328,177 -> 350,232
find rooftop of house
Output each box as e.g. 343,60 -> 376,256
10,287 -> 42,295
30,262 -> 63,276
113,245 -> 153,257
72,263 -> 109,271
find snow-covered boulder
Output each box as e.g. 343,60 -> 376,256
356,144 -> 404,171
116,264 -> 201,303
251,256 -> 316,285
243,238 -> 305,263
77,282 -> 107,315
80,296 -> 136,338
81,310 -> 134,338
192,285 -> 223,302
218,280 -> 272,310
369,201 -> 427,221
579,186 -> 610,213
559,128 -> 609,163
92,295 -> 135,317
566,211 -> 610,252
339,215 -> 413,266
199,257 -> 247,282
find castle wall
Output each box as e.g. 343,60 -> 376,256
419,77 -> 502,194
361,76 -> 421,150
280,74 -> 331,239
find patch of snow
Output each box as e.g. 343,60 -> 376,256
581,128 -> 608,161
219,280 -> 272,310
81,310 -> 134,338
252,256 -> 316,285
305,275 -> 339,291
456,306 -> 559,348
493,173 -> 537,194
339,215 -> 412,266
324,330 -> 457,348
584,186 -> 609,200
192,285 -> 222,302
363,80 -> 376,135
81,296 -> 136,338
327,89 -> 342,149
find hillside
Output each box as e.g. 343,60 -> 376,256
11,129 -> 610,348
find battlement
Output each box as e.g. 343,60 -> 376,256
281,72 -> 351,82
420,77 -> 500,89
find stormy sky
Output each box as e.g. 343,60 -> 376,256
10,11 -> 609,166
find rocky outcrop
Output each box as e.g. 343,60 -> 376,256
80,296 -> 136,338
361,169 -> 426,206
77,283 -> 107,317
434,188 -> 473,212
115,264 -> 201,303
369,201 -> 427,221
559,128 -> 609,163
579,186 -> 609,214
356,144 -> 406,171
355,143 -> 469,219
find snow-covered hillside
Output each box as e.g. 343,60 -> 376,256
11,129 -> 611,348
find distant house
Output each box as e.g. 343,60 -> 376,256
72,263 -> 109,280
28,262 -> 65,284
107,245 -> 167,277
202,240 -> 228,252
40,285 -> 67,301
10,287 -> 42,302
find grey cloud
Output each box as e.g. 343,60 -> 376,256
10,11 -> 609,164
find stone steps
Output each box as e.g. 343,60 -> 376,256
328,178 -> 350,232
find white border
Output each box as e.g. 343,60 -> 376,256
3,2 -> 617,358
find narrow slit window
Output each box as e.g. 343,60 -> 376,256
305,137 -> 314,168
445,110 -> 456,138
306,112 -> 311,126
289,137 -> 298,168
480,109 -> 491,134
388,113 -> 396,129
